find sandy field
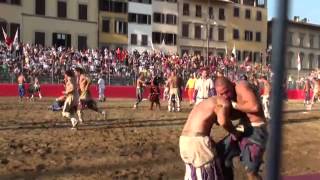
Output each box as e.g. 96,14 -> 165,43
0,97 -> 319,180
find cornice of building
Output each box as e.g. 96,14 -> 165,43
21,13 -> 97,24
269,19 -> 320,31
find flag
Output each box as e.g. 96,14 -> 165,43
150,39 -> 154,51
13,29 -> 19,46
160,39 -> 166,53
161,39 -> 165,47
2,27 -> 12,46
225,44 -> 228,56
297,52 -> 301,71
232,43 -> 236,58
2,27 -> 7,40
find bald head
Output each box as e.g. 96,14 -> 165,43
214,77 -> 235,100
214,77 -> 232,88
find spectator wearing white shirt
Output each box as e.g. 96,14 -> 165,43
194,69 -> 214,105
98,75 -> 106,102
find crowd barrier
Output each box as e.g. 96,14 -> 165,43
0,83 -> 306,100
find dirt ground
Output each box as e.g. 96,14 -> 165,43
0,97 -> 319,180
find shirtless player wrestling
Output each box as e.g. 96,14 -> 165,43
180,95 -> 239,180
215,77 -> 268,180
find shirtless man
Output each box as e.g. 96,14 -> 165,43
310,77 -> 320,110
62,70 -> 79,130
74,67 -> 105,123
180,96 -> 240,180
215,77 -> 267,180
167,71 -> 181,112
17,73 -> 26,101
133,73 -> 146,109
259,76 -> 271,119
30,77 -> 42,101
303,78 -> 311,108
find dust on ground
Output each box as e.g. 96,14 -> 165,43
0,98 -> 319,180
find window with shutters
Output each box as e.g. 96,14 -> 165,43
78,36 -> 87,50
102,19 -> 110,32
182,24 -> 189,38
153,13 -> 165,24
57,1 -> 67,18
209,7 -> 214,19
196,5 -> 202,17
219,8 -> 225,20
245,30 -> 253,41
114,21 -> 127,34
35,32 -> 45,46
79,4 -> 87,20
35,0 -> 45,15
256,11 -> 262,21
183,3 -> 189,16
194,25 -> 201,39
152,32 -> 163,44
141,35 -> 148,46
234,7 -> 239,17
233,29 -> 239,40
131,34 -> 137,45
245,9 -> 251,19
166,14 -> 177,25
165,33 -> 176,45
218,28 -> 224,41
256,32 -> 261,42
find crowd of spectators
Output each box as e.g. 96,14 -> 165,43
0,42 -> 272,86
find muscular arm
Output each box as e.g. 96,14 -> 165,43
215,98 -> 238,136
84,77 -> 91,90
234,82 -> 260,113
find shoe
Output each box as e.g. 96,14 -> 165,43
101,111 -> 106,120
71,118 -> 78,128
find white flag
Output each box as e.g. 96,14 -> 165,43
150,39 -> 154,50
232,43 -> 236,58
13,29 -> 19,45
161,39 -> 165,47
2,27 -> 7,40
225,44 -> 228,56
297,52 -> 301,71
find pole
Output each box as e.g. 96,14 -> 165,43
266,0 -> 289,180
206,0 -> 209,66
52,57 -> 54,84
108,58 -> 111,85
207,24 -> 209,66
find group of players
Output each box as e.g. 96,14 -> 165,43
131,68 -> 271,179
56,67 -> 106,129
17,74 -> 42,102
